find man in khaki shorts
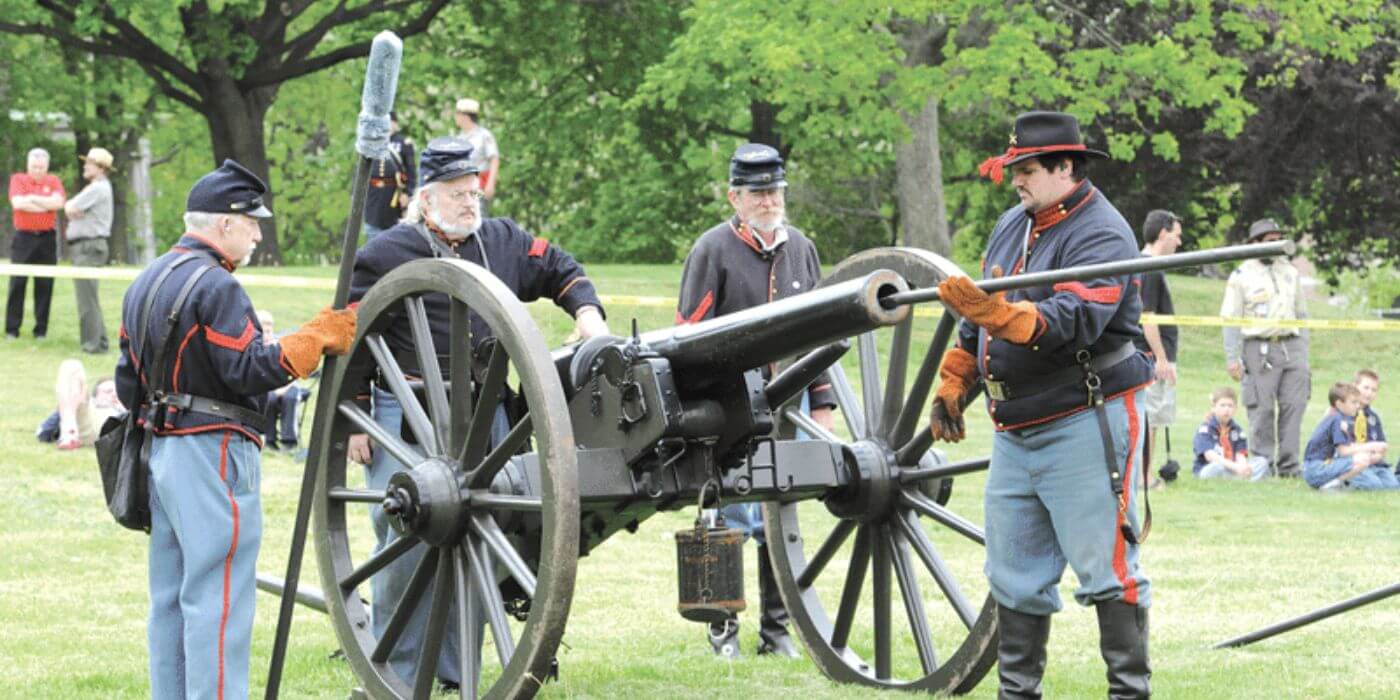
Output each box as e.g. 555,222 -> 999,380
1134,210 -> 1182,478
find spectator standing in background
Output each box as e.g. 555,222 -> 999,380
63,147 -> 116,353
454,97 -> 500,217
1221,218 -> 1310,478
1134,209 -> 1182,473
7,147 -> 66,339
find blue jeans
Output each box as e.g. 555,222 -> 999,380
1346,465 -> 1400,491
1304,457 -> 1354,489
984,391 -> 1150,616
365,386 -> 510,684
148,431 -> 262,700
1196,455 -> 1270,481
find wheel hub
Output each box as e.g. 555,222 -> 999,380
827,439 -> 898,521
383,459 -> 467,545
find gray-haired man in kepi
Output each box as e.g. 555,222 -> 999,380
1221,218 -> 1310,478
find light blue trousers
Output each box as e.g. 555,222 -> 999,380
148,430 -> 262,700
984,391 -> 1150,616
365,387 -> 509,685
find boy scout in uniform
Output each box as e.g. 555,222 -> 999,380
1221,218 -> 1310,478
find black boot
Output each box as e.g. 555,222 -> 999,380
996,604 -> 1050,700
1096,600 -> 1151,699
755,544 -> 800,658
708,615 -> 741,659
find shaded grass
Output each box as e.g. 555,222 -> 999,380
1,262 -> 1397,698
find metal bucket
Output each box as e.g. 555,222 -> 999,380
674,524 -> 746,624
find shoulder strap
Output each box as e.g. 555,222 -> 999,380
134,253 -> 208,393
148,256 -> 218,397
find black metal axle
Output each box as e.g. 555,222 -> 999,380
1214,580 -> 1400,649
881,240 -> 1296,308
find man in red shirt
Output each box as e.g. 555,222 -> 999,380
7,147 -> 66,339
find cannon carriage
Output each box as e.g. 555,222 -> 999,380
308,247 -> 1001,699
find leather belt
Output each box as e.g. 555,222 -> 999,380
157,392 -> 268,433
1245,334 -> 1298,342
369,177 -> 395,187
984,342 -> 1136,402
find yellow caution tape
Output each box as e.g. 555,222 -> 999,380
7,263 -> 1395,331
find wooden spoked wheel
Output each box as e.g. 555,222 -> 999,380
312,259 -> 578,700
763,247 -> 998,694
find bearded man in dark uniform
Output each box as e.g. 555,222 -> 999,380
677,143 -> 837,659
930,112 -> 1154,699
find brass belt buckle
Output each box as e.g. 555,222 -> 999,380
985,379 -> 1008,401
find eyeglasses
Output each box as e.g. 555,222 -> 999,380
741,187 -> 786,202
441,189 -> 484,203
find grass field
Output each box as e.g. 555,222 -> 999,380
2,258 -> 1398,699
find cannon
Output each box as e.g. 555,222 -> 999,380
288,236 -> 1292,700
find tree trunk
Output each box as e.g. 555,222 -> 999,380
202,75 -> 282,265
895,95 -> 951,255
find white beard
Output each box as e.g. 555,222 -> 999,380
747,214 -> 785,234
428,201 -> 482,239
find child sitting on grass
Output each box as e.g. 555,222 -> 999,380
1302,381 -> 1397,491
1351,369 -> 1393,475
1192,387 -> 1270,480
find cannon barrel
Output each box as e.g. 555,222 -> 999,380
642,270 -> 908,374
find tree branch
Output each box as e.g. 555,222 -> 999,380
36,0 -> 204,89
1047,0 -> 1123,53
242,0 -> 451,89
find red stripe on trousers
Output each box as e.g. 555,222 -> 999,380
217,431 -> 238,700
1112,393 -> 1141,605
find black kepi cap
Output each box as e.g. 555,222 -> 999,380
186,159 -> 272,218
420,136 -> 480,185
729,143 -> 786,190
978,111 -> 1108,184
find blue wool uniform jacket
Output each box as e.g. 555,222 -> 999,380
676,216 -> 835,409
116,234 -> 295,445
956,180 -> 1154,430
349,217 -> 603,387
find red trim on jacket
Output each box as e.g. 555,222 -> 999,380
1052,281 -> 1123,304
181,231 -> 238,272
528,237 -> 548,257
1113,392 -> 1142,605
157,423 -> 264,449
677,290 -> 715,325
217,431 -> 238,700
991,381 -> 1153,432
204,319 -> 257,352
728,220 -> 764,255
171,324 -> 201,392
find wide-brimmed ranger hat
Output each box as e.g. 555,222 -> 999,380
1245,218 -> 1283,242
978,111 -> 1108,184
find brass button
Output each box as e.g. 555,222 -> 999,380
1032,345 -> 1039,351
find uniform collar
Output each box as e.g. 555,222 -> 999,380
1024,179 -> 1095,234
173,232 -> 238,272
728,216 -> 787,257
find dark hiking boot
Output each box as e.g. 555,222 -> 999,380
996,604 -> 1051,699
1096,600 -> 1151,699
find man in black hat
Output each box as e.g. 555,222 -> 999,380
363,111 -> 416,239
677,142 -> 836,659
1221,218 -> 1309,478
345,136 -> 607,689
931,111 -> 1154,698
117,159 -> 356,699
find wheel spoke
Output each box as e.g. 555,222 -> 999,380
469,492 -> 543,512
327,487 -> 386,504
372,546 -> 440,663
901,489 -> 985,545
340,535 -> 421,592
470,514 -> 538,598
828,364 -> 866,439
449,300 -> 474,459
896,510 -> 978,629
366,333 -> 441,456
338,401 -> 425,469
464,538 -> 517,667
413,548 -> 455,700
857,332 -> 882,437
872,524 -> 893,681
880,317 -> 912,440
458,341 -> 509,468
831,525 -> 872,650
783,406 -> 842,445
797,519 -> 857,590
406,295 -> 452,451
890,526 -> 938,675
466,413 -> 533,489
452,546 -> 480,700
892,310 -> 956,448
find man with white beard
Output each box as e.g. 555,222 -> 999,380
677,142 -> 837,659
346,136 -> 607,690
